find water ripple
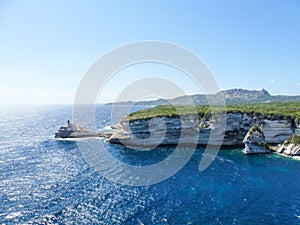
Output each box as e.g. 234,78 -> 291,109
1,105 -> 300,224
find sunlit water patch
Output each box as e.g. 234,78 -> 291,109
1,105 -> 300,224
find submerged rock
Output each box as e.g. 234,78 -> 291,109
243,125 -> 270,155
277,134 -> 300,156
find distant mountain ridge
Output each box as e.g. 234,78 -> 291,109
109,88 -> 300,106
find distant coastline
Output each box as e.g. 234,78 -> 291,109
106,88 -> 300,106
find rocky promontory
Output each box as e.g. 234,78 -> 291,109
243,125 -> 270,154
277,135 -> 300,156
107,110 -> 299,150
94,102 -> 300,158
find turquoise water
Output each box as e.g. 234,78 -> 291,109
1,105 -> 300,224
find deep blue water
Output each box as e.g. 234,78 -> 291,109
1,105 -> 300,224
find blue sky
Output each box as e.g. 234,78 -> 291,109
0,0 -> 299,104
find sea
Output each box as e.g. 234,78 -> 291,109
1,105 -> 300,225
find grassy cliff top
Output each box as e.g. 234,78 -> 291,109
126,102 -> 300,122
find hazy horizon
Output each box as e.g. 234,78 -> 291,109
0,87 -> 300,106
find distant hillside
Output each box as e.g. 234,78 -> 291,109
108,89 -> 300,106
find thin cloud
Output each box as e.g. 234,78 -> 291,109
0,87 -> 22,95
0,86 -> 74,104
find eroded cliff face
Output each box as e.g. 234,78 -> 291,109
108,116 -> 199,147
262,120 -> 293,144
295,124 -> 300,136
107,113 -> 297,147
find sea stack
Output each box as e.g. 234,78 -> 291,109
243,125 -> 270,154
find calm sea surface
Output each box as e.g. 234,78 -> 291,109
1,105 -> 300,224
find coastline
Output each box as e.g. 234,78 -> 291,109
105,103 -> 300,157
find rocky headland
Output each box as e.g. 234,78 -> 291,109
276,134 -> 300,156
106,103 -> 300,158
58,90 -> 300,158
107,112 -> 299,147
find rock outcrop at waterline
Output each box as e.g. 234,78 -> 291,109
277,135 -> 300,156
243,125 -> 270,154
107,112 -> 298,148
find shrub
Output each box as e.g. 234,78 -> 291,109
285,134 -> 300,146
249,124 -> 262,134
126,102 -> 300,122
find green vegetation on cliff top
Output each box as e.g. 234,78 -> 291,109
248,124 -> 263,134
126,102 -> 300,123
284,134 -> 300,146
